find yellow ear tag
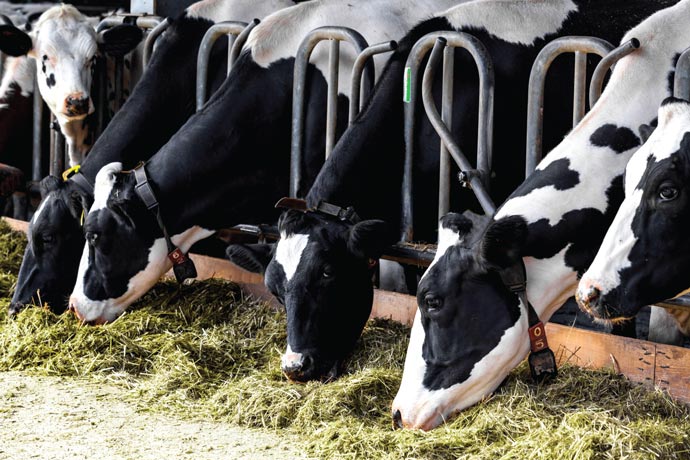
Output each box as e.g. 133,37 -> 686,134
80,209 -> 85,227
62,164 -> 81,181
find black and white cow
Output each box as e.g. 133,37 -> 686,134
391,0 -> 687,431
0,4 -> 142,166
66,0 -> 468,325
225,0 -> 673,383
577,98 -> 690,342
8,0 -> 291,316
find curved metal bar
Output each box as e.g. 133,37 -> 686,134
525,36 -> 614,177
228,19 -> 259,69
401,31 -> 495,241
290,26 -> 370,198
142,17 -> 169,67
195,21 -> 248,111
674,47 -> 690,101
422,37 -> 496,216
96,16 -> 122,34
32,75 -> 43,182
589,38 -> 640,108
349,40 -> 397,123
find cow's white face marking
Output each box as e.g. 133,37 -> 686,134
30,195 -> 51,227
442,0 -> 576,46
393,306 -> 529,431
579,101 -> 690,300
422,226 -> 462,278
281,344 -> 304,369
71,226 -> 214,324
91,162 -> 122,212
275,232 -> 310,282
31,5 -> 97,121
245,0 -> 464,96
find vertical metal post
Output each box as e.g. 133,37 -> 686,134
438,46 -> 454,220
572,51 -> 586,126
674,47 -> 690,101
114,55 -> 124,113
290,27 -> 370,198
195,21 -> 250,112
349,40 -> 397,123
49,114 -> 65,176
525,37 -> 615,178
31,75 -> 43,182
325,39 -> 340,158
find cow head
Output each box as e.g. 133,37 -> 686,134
10,175 -> 91,315
0,5 -> 141,122
225,207 -> 392,382
68,163 -> 212,324
577,98 -> 690,320
392,212 -> 530,431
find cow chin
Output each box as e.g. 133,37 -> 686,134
69,294 -> 125,325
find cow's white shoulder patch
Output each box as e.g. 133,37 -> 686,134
0,56 -> 35,100
91,162 -> 123,212
275,232 -> 310,282
441,0 -> 576,46
186,0 -> 294,23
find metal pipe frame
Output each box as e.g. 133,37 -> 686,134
401,31 -> 495,241
674,47 -> 690,101
32,74 -> 43,182
349,40 -> 397,123
525,36 -> 614,177
48,115 -> 64,177
422,37 -> 496,216
195,21 -> 251,112
290,26 -> 371,198
143,17 -> 170,67
228,19 -> 259,71
438,45 -> 454,219
589,38 -> 639,108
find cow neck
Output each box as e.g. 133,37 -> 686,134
135,56 -> 296,235
79,16 -> 221,183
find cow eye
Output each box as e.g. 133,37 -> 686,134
659,185 -> 679,202
424,294 -> 442,311
85,231 -> 99,246
41,234 -> 54,245
322,265 -> 334,279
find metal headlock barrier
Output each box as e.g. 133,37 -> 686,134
525,37 -> 639,177
195,20 -> 259,112
290,26 -> 397,198
673,46 -> 690,101
400,32 -> 495,243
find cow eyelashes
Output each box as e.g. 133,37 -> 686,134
322,265 -> 334,278
658,184 -> 679,202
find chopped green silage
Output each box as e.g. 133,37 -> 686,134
0,221 -> 689,459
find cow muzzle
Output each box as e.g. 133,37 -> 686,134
281,351 -> 340,383
390,402 -> 445,431
63,93 -> 92,118
68,295 -> 108,326
576,278 -> 618,320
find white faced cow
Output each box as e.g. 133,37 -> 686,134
66,0 -> 465,325
392,0 -> 688,431
577,98 -> 690,342
226,0 -> 675,383
9,0 -> 293,317
0,4 -> 142,166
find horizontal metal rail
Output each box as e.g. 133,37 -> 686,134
674,46 -> 690,101
290,26 -> 371,198
349,40 -> 397,122
525,36 -> 614,177
195,20 -> 254,111
401,31 -> 495,241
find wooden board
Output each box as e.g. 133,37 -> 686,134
3,217 -> 689,404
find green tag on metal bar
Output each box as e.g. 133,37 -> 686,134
403,66 -> 411,103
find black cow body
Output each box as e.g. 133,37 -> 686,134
393,0 -> 686,431
67,0 -> 460,324
10,11 -> 232,315
227,0 -> 674,383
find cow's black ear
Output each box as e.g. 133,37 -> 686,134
226,244 -> 274,274
67,190 -> 92,221
98,24 -> 143,57
638,123 -> 656,143
39,175 -> 61,196
440,212 -> 473,237
0,24 -> 32,57
480,216 -> 527,269
347,220 -> 393,259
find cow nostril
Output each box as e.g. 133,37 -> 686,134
586,286 -> 601,305
393,410 -> 403,430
